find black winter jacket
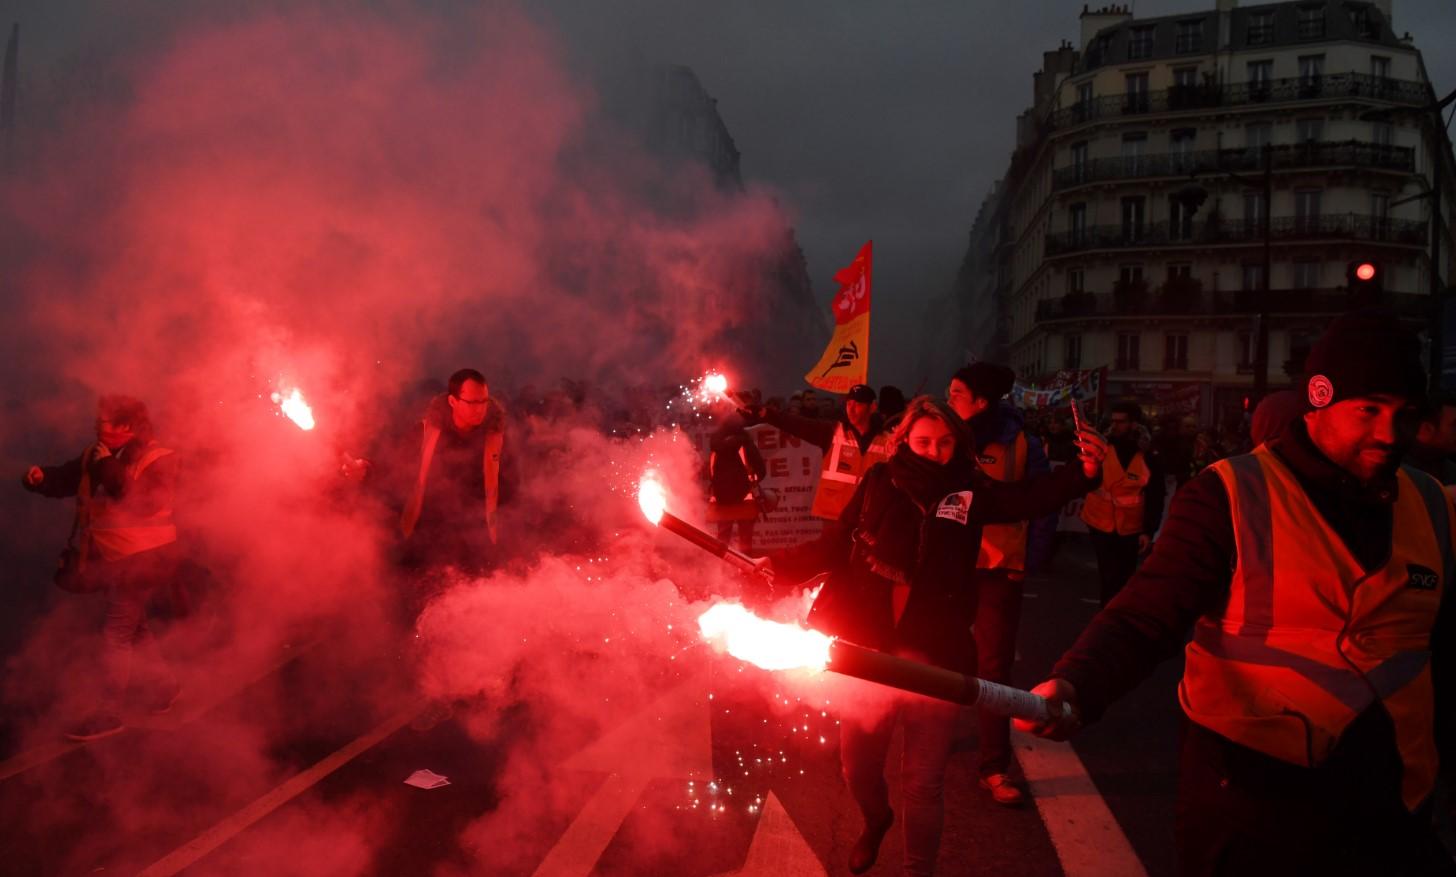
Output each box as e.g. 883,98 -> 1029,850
777,453 -> 1094,673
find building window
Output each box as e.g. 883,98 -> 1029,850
1245,121 -> 1272,154
1117,332 -> 1142,371
1247,60 -> 1273,100
1171,128 -> 1196,172
1173,67 -> 1198,89
1293,259 -> 1321,289
1120,264 -> 1145,287
1297,5 -> 1326,39
1067,268 -> 1085,294
1244,191 -> 1266,231
1065,334 -> 1083,369
1164,333 -> 1189,371
1242,262 -> 1266,291
1299,55 -> 1325,94
1371,192 -> 1391,239
1125,72 -> 1150,113
1122,196 -> 1147,241
1372,119 -> 1394,147
1237,331 -> 1254,369
1350,6 -> 1378,39
1370,55 -> 1391,82
1071,141 -> 1089,182
1294,189 -> 1322,233
1171,67 -> 1200,109
1069,203 -> 1087,243
1129,26 -> 1155,60
1121,131 -> 1147,174
1176,19 -> 1203,53
1170,195 -> 1196,240
1248,12 -> 1274,45
1077,81 -> 1094,108
1296,118 -> 1324,143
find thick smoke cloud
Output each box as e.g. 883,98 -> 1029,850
0,2 -> 823,873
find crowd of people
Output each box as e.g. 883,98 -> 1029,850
18,307 -> 1456,876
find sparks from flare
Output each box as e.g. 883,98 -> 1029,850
271,387 -> 316,431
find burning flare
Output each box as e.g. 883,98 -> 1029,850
638,471 -> 666,525
697,602 -> 833,672
271,387 -> 316,431
703,372 -> 728,399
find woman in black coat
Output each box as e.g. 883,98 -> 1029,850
771,396 -> 1107,876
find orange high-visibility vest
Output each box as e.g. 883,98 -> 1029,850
1180,447 -> 1450,810
811,423 -> 890,520
977,431 -> 1030,575
1080,448 -> 1149,535
88,445 -> 177,561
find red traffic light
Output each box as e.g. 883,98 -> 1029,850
1354,262 -> 1377,282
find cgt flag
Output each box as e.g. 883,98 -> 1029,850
806,240 -> 871,393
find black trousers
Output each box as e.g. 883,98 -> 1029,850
970,570 -> 1022,776
1176,714 -> 1456,877
1088,528 -> 1140,606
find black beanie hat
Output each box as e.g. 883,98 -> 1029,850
952,362 -> 1016,402
1302,309 -> 1426,409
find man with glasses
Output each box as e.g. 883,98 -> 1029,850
1080,401 -> 1164,605
399,368 -> 505,577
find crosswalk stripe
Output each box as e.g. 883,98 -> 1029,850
1015,731 -> 1148,877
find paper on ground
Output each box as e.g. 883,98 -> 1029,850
405,769 -> 450,789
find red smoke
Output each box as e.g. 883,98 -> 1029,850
0,2 -> 825,873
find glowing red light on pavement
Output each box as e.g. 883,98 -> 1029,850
1355,262 -> 1377,282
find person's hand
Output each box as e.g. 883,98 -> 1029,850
750,555 -> 774,580
1137,533 -> 1152,555
1074,426 -> 1109,479
1012,678 -> 1082,741
23,466 -> 43,487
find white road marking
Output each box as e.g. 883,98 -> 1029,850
714,791 -> 825,877
1015,731 -> 1148,877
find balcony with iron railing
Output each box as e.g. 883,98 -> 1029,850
1052,140 -> 1413,191
1045,213 -> 1425,257
1034,287 -> 1428,323
1041,73 -> 1428,136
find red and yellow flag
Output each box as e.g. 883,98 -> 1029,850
806,240 -> 871,393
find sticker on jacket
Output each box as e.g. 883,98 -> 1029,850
935,491 -> 973,525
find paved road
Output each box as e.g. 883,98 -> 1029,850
0,537 -> 1188,876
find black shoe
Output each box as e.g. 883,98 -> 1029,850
848,809 -> 894,875
65,714 -> 124,742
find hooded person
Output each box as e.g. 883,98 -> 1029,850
946,362 -> 1053,805
1019,310 -> 1455,876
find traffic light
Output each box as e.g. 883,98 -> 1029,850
1346,260 -> 1382,297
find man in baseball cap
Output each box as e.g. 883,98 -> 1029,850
1018,309 -> 1454,874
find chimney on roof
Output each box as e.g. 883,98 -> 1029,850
1080,3 -> 1133,50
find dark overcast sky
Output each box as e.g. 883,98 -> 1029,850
5,0 -> 1454,388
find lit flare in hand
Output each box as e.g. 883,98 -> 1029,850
638,471 -> 667,525
697,602 -> 833,672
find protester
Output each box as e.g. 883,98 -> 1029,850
1411,390 -> 1456,486
1080,401 -> 1165,605
765,396 -> 1108,876
398,368 -> 506,579
1156,414 -> 1199,489
1249,389 -> 1307,448
947,362 -> 1052,805
743,383 -> 890,523
1041,414 -> 1077,464
22,395 -> 182,741
704,411 -> 767,552
1016,310 -> 1455,876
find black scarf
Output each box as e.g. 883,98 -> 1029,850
854,447 -> 976,582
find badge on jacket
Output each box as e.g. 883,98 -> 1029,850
1407,564 -> 1439,591
935,491 -> 973,525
